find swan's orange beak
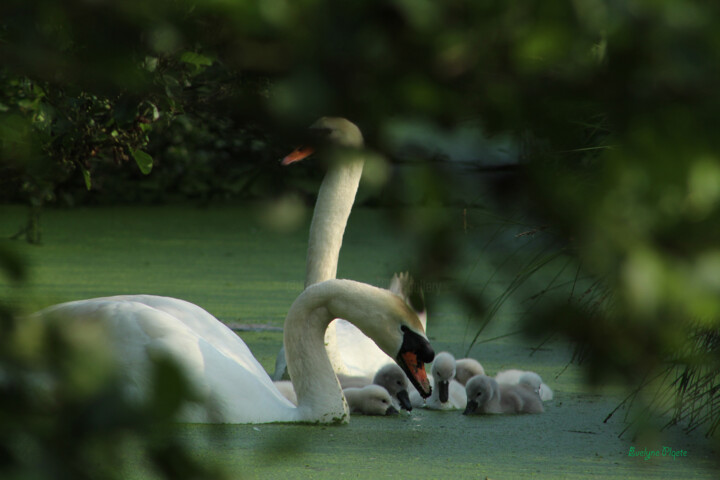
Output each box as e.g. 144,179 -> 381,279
396,325 -> 434,398
281,146 -> 315,165
398,351 -> 432,398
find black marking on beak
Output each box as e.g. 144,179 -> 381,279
396,326 -> 435,398
396,390 -> 412,411
439,380 -> 449,403
399,326 -> 435,363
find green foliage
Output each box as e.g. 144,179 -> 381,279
0,248 -> 227,480
0,0 -> 719,444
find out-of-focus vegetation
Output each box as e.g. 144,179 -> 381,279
0,246 -> 226,480
1,0 -> 719,455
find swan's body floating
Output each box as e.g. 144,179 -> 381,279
410,352 -> 467,410
343,385 -> 398,416
463,374 -> 543,415
454,358 -> 486,386
495,369 -> 553,401
33,279 -> 434,424
277,117 -> 428,379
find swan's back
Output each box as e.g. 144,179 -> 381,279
33,296 -> 297,423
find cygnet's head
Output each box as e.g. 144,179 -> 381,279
463,375 -> 497,415
432,352 -> 457,403
347,385 -> 398,416
518,372 -> 543,395
432,352 -> 457,381
373,364 -> 412,411
454,358 -> 485,386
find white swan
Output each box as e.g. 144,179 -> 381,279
273,380 -> 297,405
454,358 -> 486,385
409,352 -> 467,410
495,369 -> 554,401
343,385 -> 399,416
463,374 -> 543,415
277,117 -> 427,379
282,117 -> 365,289
32,279 -> 434,424
332,272 -> 427,377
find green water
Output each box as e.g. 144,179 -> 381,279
1,204 -> 716,479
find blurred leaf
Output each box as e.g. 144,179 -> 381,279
131,149 -> 153,174
82,168 -> 92,190
0,244 -> 26,282
180,51 -> 213,73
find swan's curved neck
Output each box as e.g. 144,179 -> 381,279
283,280 -> 398,423
304,156 -> 364,287
304,155 -> 364,375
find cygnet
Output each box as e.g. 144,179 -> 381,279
410,352 -> 466,410
337,364 -> 413,411
454,358 -> 486,385
463,374 -> 543,415
343,385 -> 399,416
495,369 -> 553,401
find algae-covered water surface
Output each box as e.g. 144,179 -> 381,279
1,205 -> 717,479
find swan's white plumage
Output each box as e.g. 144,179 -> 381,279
274,380 -> 298,405
332,272 -> 427,377
277,117 -> 429,380
32,279 -> 430,424
35,296 -> 295,423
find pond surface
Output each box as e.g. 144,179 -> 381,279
2,205 -> 717,479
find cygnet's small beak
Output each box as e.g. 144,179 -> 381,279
463,400 -> 478,415
396,390 -> 412,411
385,405 -> 399,416
439,380 -> 450,403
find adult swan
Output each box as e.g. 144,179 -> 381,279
280,117 -> 426,379
32,279 -> 434,424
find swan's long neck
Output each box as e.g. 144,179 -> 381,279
304,155 -> 364,376
304,156 -> 364,287
283,280 -> 400,423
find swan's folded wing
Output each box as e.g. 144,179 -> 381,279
192,337 -> 297,423
108,295 -> 269,380
35,297 -> 297,424
115,297 -> 297,423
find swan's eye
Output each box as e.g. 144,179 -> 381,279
396,380 -> 402,386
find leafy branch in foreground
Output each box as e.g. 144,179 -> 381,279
0,248 -> 228,480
